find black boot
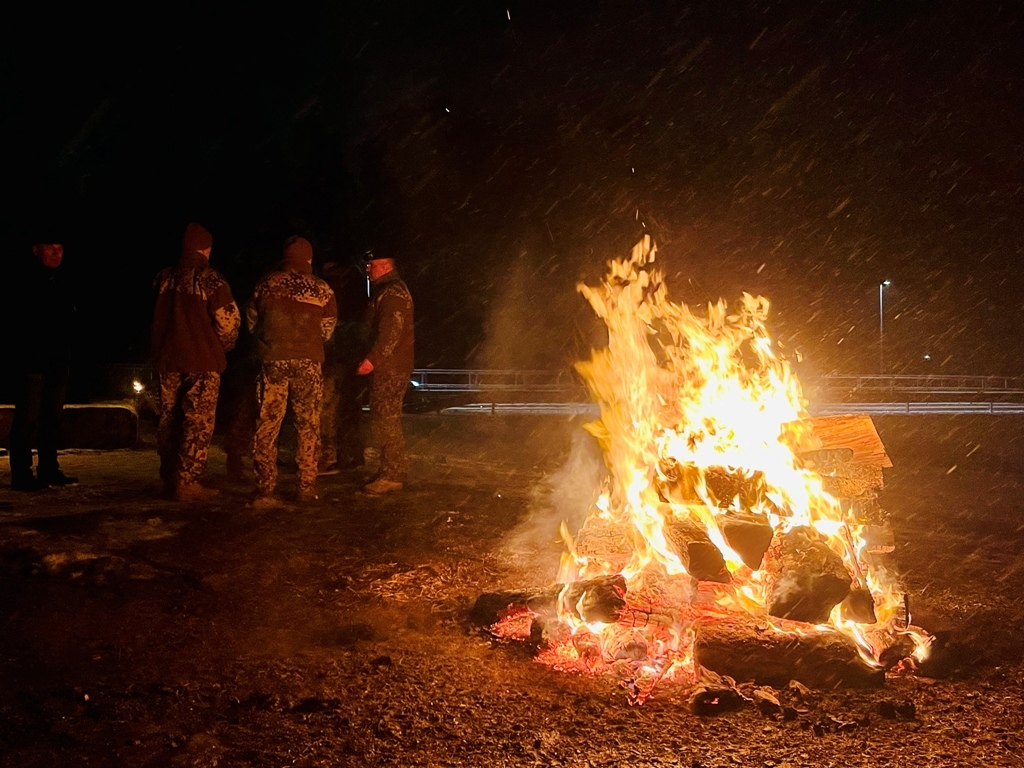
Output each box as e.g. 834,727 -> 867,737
11,473 -> 49,491
39,470 -> 79,487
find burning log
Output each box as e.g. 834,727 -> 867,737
801,415 -> 891,469
719,512 -> 774,571
573,505 -> 730,582
839,586 -> 877,624
664,515 -> 727,582
657,462 -> 782,517
470,575 -> 628,628
562,574 -> 628,623
573,517 -> 654,576
797,415 -> 890,500
764,527 -> 852,624
693,615 -> 885,689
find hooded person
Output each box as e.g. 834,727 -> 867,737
150,222 -> 241,500
246,235 -> 338,505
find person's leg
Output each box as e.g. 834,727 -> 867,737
291,360 -> 324,497
252,362 -> 289,496
176,372 -> 221,488
35,368 -> 69,482
370,373 -> 408,483
156,373 -> 183,491
337,368 -> 366,467
224,374 -> 257,481
9,373 -> 44,487
318,364 -> 341,468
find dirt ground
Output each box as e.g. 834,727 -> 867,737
1,413 -> 1023,768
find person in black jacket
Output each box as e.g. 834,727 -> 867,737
6,238 -> 78,490
317,259 -> 369,475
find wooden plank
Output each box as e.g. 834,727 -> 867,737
802,414 -> 892,468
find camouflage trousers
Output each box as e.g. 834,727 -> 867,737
369,372 -> 408,482
253,360 -> 323,493
157,371 -> 221,487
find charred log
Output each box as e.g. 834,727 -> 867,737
562,574 -> 628,623
706,467 -> 755,507
688,670 -> 748,715
470,575 -> 628,627
470,591 -> 547,627
820,464 -> 885,500
656,463 -> 781,516
664,516 -> 728,582
693,616 -> 885,689
839,587 -> 878,624
574,516 -> 671,576
798,447 -> 855,471
720,513 -> 774,571
764,527 -> 852,624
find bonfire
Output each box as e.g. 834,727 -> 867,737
475,236 -> 931,704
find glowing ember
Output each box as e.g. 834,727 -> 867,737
542,236 -> 931,701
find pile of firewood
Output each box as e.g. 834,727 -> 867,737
472,415 -> 910,689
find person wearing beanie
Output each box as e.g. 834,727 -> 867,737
150,222 -> 241,501
356,251 -> 414,494
247,235 -> 338,505
6,236 -> 79,491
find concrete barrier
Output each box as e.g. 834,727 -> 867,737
0,402 -> 139,450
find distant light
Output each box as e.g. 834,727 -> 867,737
410,380 -> 421,388
445,107 -> 450,113
132,380 -> 145,394
506,8 -> 511,20
924,354 -> 932,361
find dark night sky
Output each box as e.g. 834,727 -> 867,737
4,0 -> 1023,395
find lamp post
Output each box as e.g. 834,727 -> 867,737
878,280 -> 891,373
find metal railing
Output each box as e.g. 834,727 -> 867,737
410,368 -> 580,393
108,365 -> 1024,416
408,370 -> 1024,397
403,370 -> 1024,417
809,374 -> 1024,396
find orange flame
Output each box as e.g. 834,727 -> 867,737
546,236 -> 930,699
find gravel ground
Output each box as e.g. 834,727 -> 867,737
1,413 -> 1023,767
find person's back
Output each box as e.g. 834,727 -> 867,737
148,222 -> 240,500
249,271 -> 336,362
151,224 -> 237,374
247,236 -> 337,505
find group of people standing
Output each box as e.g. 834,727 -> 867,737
7,222 -> 415,505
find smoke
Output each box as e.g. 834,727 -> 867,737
500,425 -> 606,584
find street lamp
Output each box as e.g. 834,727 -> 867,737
878,280 -> 891,373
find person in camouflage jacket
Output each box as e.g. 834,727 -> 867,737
247,235 -> 337,504
150,222 -> 240,501
357,252 -> 414,494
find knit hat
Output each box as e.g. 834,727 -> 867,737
283,235 -> 314,273
182,222 -> 213,255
